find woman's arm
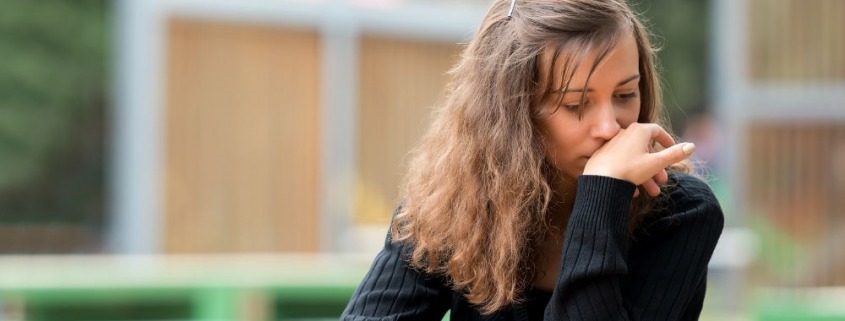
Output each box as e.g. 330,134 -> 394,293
624,173 -> 724,320
341,209 -> 452,321
544,174 -> 724,320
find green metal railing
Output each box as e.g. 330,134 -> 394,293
0,254 -> 367,321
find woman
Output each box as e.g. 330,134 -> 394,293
342,0 -> 724,320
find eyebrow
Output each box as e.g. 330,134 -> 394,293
553,74 -> 641,93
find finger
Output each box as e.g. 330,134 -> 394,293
642,178 -> 661,197
654,168 -> 669,185
641,123 -> 676,149
649,142 -> 695,168
648,143 -> 669,185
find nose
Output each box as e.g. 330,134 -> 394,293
589,103 -> 621,141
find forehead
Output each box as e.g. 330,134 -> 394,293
537,31 -> 639,91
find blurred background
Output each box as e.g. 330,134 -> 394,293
0,0 -> 842,320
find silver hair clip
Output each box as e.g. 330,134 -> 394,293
507,0 -> 516,20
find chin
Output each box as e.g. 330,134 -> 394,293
549,162 -> 583,183
560,169 -> 581,183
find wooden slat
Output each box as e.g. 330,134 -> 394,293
747,122 -> 845,286
749,0 -> 845,81
164,19 -> 320,253
836,127 -> 845,286
355,36 -> 460,224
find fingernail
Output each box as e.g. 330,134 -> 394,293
682,143 -> 696,156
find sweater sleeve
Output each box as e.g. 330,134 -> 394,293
544,174 -> 724,320
341,208 -> 452,321
623,173 -> 725,320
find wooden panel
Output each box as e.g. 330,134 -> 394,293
749,0 -> 845,81
355,37 -> 460,224
746,122 -> 845,286
164,19 -> 320,253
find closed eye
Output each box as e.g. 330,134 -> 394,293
614,92 -> 637,103
563,103 -> 581,113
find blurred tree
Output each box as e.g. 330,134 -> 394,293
0,0 -> 107,252
630,0 -> 711,134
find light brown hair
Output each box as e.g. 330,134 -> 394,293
391,0 -> 685,314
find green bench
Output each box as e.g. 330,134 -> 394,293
0,254 -> 370,320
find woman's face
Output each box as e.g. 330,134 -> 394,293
538,31 -> 642,182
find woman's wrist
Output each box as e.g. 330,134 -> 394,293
582,166 -> 631,184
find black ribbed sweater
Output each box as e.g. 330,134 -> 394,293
341,174 -> 724,320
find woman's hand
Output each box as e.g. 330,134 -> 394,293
583,123 -> 695,197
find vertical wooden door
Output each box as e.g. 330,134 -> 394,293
164,19 -> 320,253
356,36 -> 460,224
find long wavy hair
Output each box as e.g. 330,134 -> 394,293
391,0 -> 687,314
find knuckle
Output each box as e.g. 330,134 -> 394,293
671,146 -> 685,160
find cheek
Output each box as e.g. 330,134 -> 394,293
541,117 -> 582,160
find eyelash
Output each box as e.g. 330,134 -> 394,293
561,92 -> 638,113
616,92 -> 638,104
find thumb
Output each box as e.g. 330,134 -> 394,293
651,142 -> 695,167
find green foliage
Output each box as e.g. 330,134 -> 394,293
0,0 -> 107,230
630,0 -> 711,132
